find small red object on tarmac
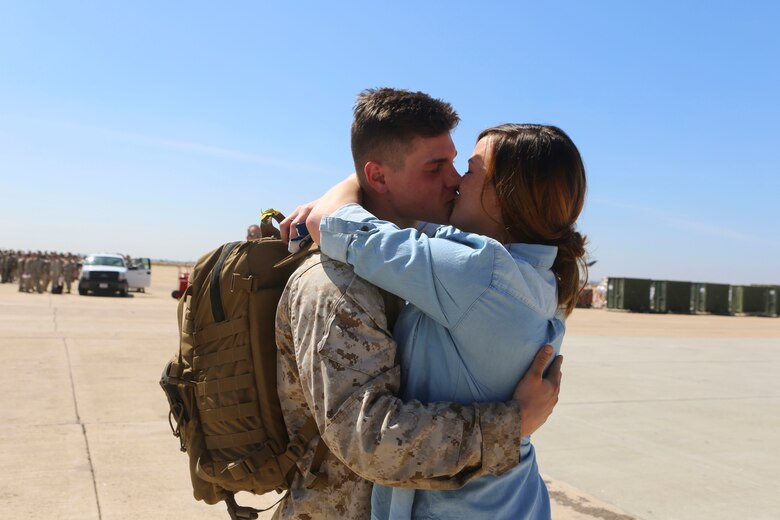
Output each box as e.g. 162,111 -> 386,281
172,270 -> 190,300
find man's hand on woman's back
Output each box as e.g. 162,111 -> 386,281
513,345 -> 562,437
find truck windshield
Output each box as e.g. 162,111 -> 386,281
85,256 -> 125,267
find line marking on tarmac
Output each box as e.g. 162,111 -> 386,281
63,336 -> 103,520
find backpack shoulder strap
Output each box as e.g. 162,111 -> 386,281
378,289 -> 400,331
210,241 -> 241,323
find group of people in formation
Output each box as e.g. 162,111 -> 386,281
0,250 -> 82,294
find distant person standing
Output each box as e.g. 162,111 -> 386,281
246,224 -> 262,241
8,251 -> 19,283
25,253 -> 36,293
3,251 -> 22,283
50,254 -> 64,293
38,254 -> 51,293
0,250 -> 14,283
18,253 -> 29,292
63,255 -> 78,294
28,254 -> 43,293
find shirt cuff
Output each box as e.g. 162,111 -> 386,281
475,400 -> 523,475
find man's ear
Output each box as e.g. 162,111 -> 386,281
363,161 -> 390,194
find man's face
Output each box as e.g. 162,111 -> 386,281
383,133 -> 460,226
246,225 -> 261,241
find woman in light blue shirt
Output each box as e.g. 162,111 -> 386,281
310,124 -> 587,519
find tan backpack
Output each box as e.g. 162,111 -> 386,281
160,210 -> 328,520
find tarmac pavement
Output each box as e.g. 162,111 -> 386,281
1,265 -> 777,519
534,308 -> 780,520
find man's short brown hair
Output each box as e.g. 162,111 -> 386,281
351,88 -> 460,174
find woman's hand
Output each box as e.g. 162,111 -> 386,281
280,200 -> 319,243
306,174 -> 361,244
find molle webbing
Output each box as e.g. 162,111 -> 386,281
192,344 -> 251,370
199,401 -> 261,424
205,428 -> 268,451
196,373 -> 255,397
190,316 -> 249,347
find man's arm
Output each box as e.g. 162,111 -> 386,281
281,258 -> 561,489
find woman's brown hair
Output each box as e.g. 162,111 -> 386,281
478,124 -> 587,317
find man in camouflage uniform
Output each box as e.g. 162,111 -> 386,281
7,251 -> 18,283
38,253 -> 52,293
273,89 -> 562,519
50,254 -> 63,293
63,255 -> 78,293
18,253 -> 29,292
10,251 -> 20,283
1,250 -> 16,283
28,253 -> 42,293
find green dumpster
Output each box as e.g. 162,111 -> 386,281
607,277 -> 652,312
650,280 -> 693,313
690,283 -> 730,315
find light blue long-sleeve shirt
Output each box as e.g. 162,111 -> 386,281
319,204 -> 566,520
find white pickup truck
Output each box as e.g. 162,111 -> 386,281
127,257 -> 152,292
78,254 -> 151,296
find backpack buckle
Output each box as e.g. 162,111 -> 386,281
225,442 -> 276,480
226,458 -> 256,480
286,433 -> 309,459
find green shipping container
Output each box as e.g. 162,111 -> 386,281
730,285 -> 777,316
650,280 -> 693,313
690,283 -> 730,315
607,277 -> 652,312
768,286 -> 778,317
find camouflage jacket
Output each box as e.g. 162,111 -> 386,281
273,253 -> 523,519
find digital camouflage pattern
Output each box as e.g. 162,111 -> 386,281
274,253 -> 524,519
1,249 -> 82,293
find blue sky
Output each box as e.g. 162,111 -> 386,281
1,1 -> 778,285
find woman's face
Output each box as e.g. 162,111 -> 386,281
449,136 -> 505,240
